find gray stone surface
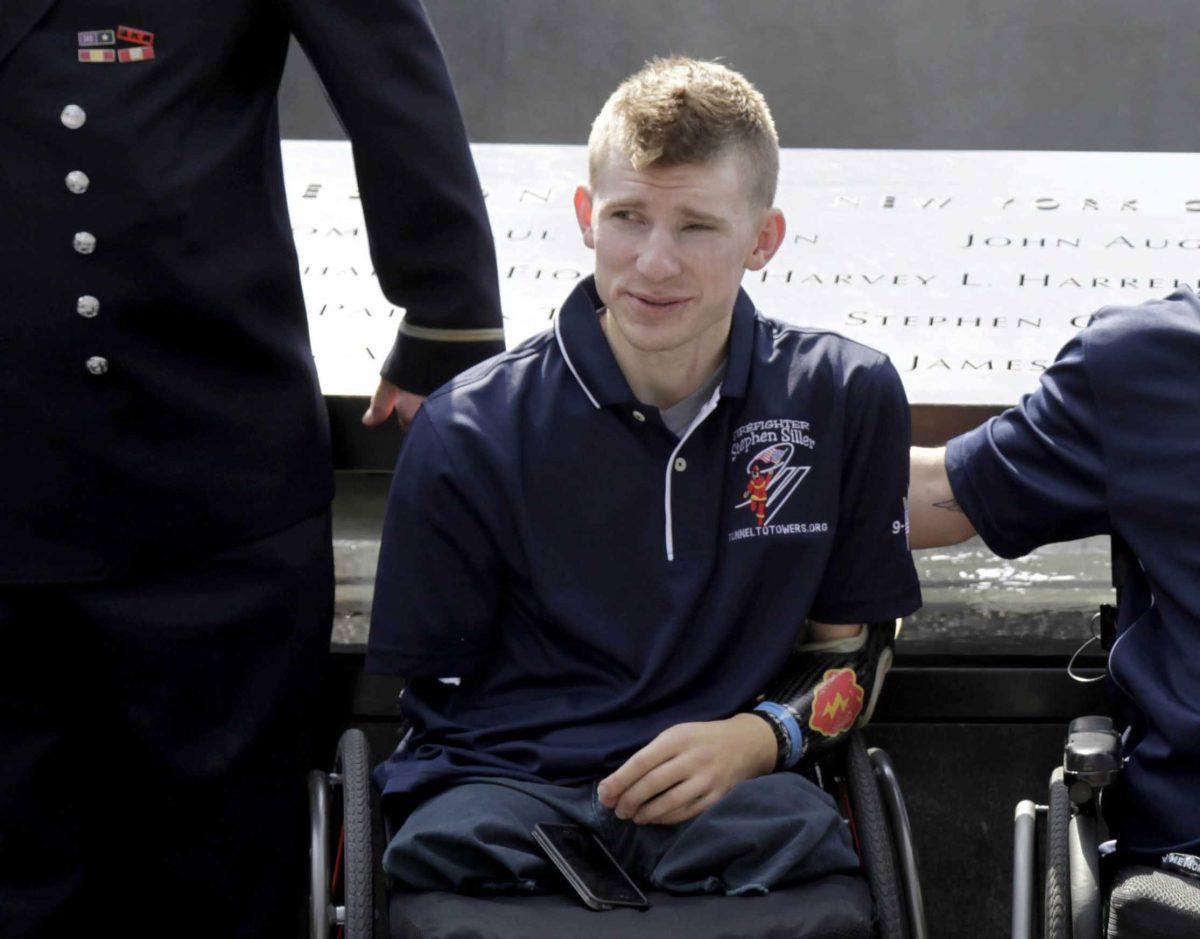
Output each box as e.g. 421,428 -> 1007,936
331,473 -> 391,646
333,473 -> 1113,652
280,1 -> 1200,154
288,140 -> 1200,408
906,535 -> 1111,656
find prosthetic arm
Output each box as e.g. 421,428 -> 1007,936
750,621 -> 898,770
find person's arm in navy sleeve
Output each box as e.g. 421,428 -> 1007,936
280,0 -> 505,420
911,334 -> 1108,556
366,407 -> 501,677
809,355 -> 922,623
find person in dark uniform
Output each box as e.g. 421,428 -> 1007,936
909,290 -> 1200,864
0,2 -> 503,936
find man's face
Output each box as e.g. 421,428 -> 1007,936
574,148 -> 784,362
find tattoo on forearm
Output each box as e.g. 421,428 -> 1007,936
933,499 -> 965,514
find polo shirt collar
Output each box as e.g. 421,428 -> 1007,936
554,276 -> 756,408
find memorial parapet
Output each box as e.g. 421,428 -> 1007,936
284,142 -> 1200,465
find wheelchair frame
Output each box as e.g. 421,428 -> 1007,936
1012,534 -> 1132,939
1010,535 -> 1200,939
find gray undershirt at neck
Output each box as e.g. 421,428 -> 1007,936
660,361 -> 728,438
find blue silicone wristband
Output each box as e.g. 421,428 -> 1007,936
754,701 -> 804,768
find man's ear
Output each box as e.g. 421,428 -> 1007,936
744,208 -> 786,271
574,185 -> 596,249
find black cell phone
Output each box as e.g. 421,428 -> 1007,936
531,823 -> 650,911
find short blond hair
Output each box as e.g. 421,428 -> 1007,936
588,57 -> 779,207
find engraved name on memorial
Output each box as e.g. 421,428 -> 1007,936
284,142 -> 1200,405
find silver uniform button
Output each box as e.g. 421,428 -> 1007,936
632,410 -> 646,422
77,295 -> 100,318
85,356 -> 109,376
73,232 -> 97,255
674,457 -> 687,472
65,171 -> 90,194
61,104 -> 87,130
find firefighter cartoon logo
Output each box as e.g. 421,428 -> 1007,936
742,458 -> 775,526
736,443 -> 809,527
808,667 -> 865,738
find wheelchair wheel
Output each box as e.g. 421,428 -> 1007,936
337,729 -> 376,939
846,732 -> 908,939
1044,767 -> 1071,939
309,729 -> 383,939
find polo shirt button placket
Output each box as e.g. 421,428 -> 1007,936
662,391 -> 722,562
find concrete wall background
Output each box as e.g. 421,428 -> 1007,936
279,0 -> 1200,151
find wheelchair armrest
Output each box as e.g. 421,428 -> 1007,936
1064,715 -> 1121,791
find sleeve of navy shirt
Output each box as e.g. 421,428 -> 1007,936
366,408 -> 501,677
945,334 -> 1109,559
809,355 -> 922,623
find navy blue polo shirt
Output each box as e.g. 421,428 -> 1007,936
368,277 -> 921,810
947,289 -> 1200,855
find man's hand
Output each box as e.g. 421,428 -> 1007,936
596,714 -> 777,827
362,378 -> 425,430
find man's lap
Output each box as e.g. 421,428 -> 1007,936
384,772 -> 859,897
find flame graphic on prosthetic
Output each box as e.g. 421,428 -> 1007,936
822,692 -> 851,719
808,668 -> 865,738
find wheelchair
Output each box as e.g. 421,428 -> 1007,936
1011,537 -> 1200,939
309,724 -> 928,939
1012,715 -> 1200,939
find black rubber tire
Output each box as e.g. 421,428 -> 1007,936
1068,813 -> 1101,939
846,731 -> 908,939
337,729 -> 377,939
1044,767 -> 1072,939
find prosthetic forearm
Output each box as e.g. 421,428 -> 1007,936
750,621 -> 898,769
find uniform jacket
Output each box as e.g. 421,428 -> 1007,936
0,0 -> 504,582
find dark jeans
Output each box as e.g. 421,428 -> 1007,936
385,772 -> 859,897
0,509 -> 333,939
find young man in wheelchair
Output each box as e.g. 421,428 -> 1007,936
908,293 -> 1200,877
367,57 -> 920,898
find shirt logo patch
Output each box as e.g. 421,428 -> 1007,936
728,420 -> 827,542
808,668 -> 865,738
738,443 -> 808,527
